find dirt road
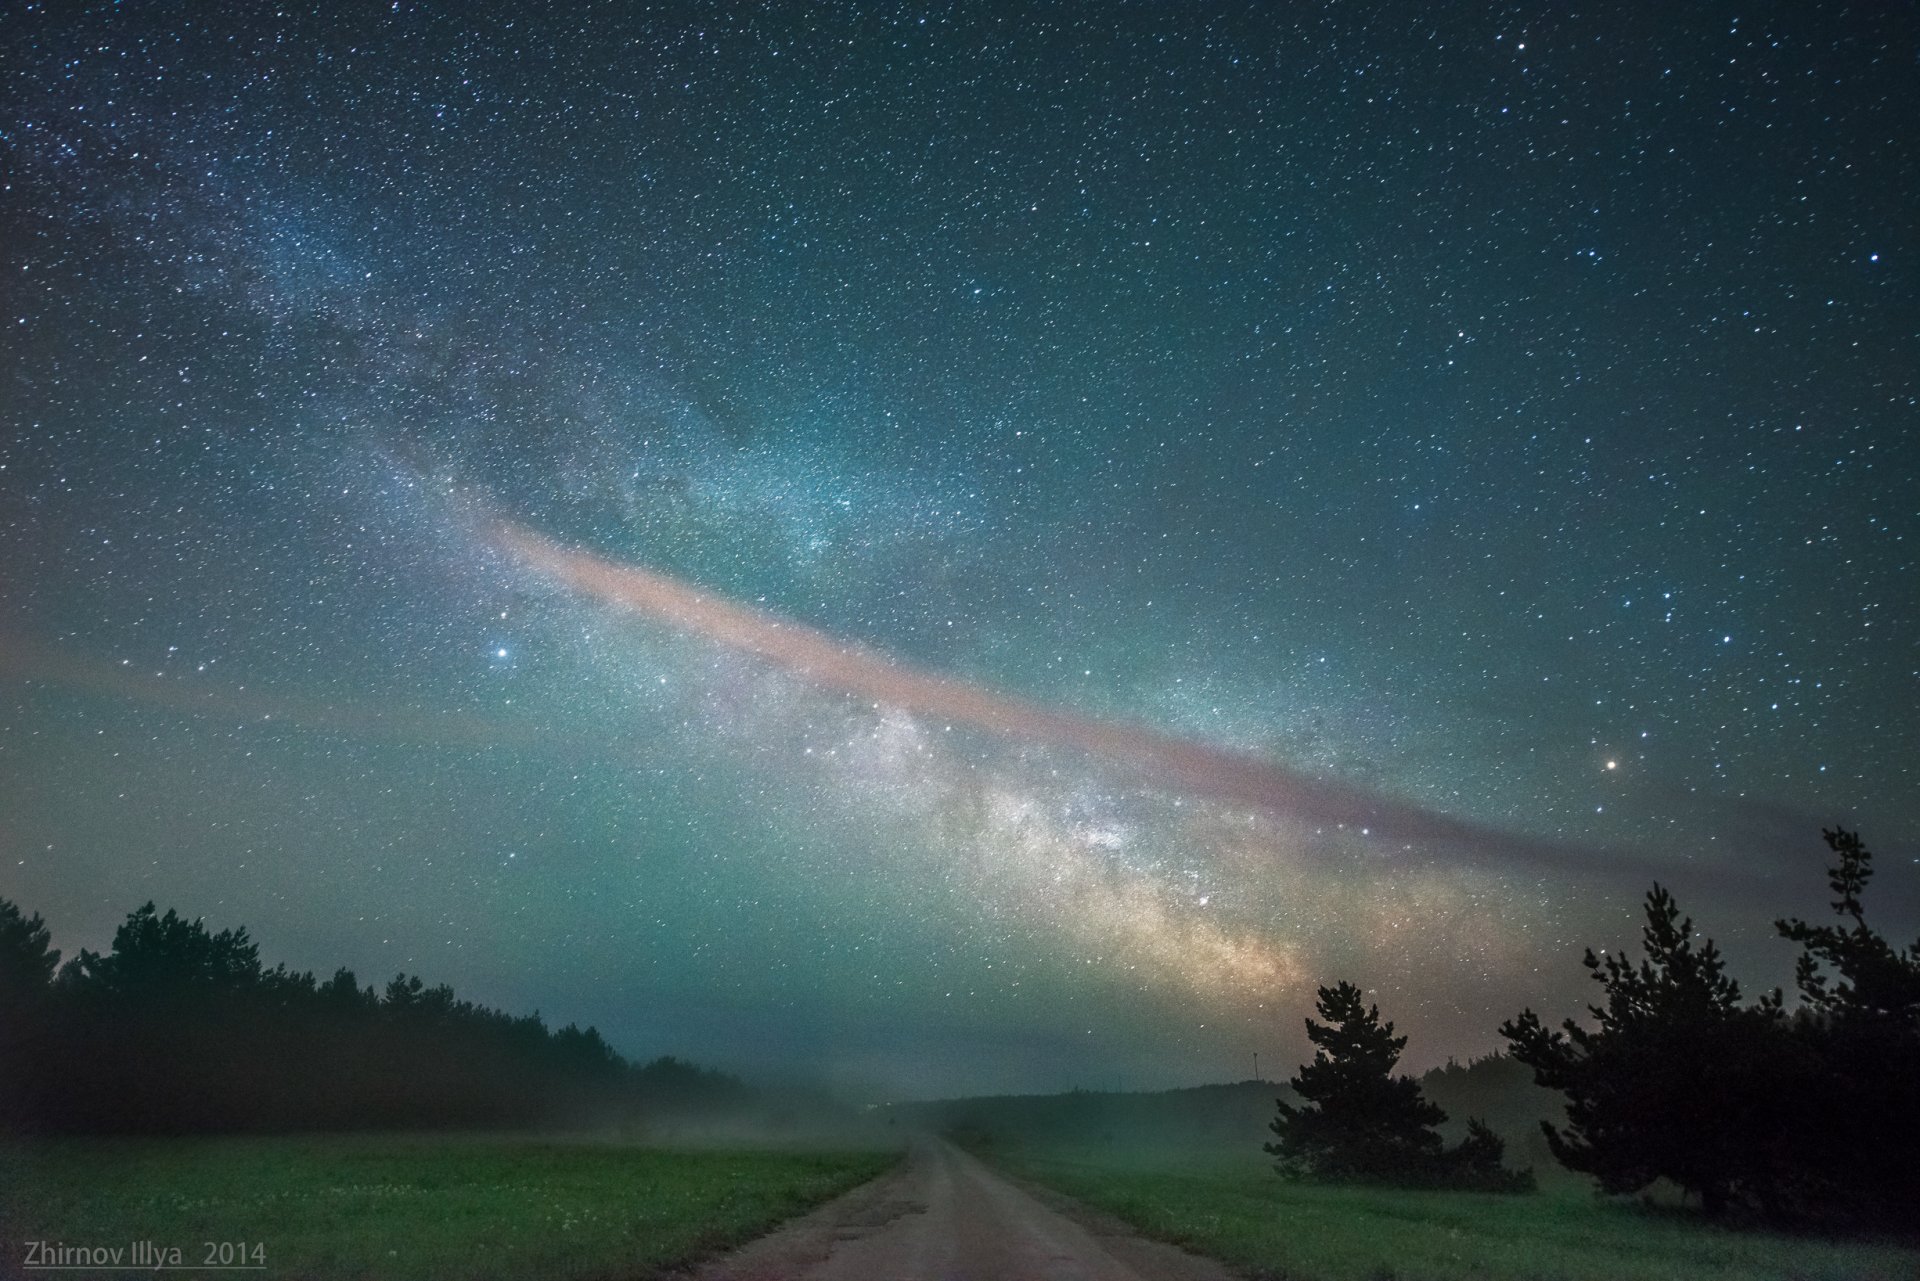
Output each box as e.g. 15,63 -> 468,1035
691,1138 -> 1236,1281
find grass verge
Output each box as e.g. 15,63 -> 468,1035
983,1143 -> 1920,1281
0,1132 -> 896,1279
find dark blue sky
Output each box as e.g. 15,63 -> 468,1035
2,2 -> 1914,1097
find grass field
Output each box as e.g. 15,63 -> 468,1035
0,1132 -> 897,1279
985,1143 -> 1920,1281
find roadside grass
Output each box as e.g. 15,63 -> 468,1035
985,1143 -> 1920,1281
0,1132 -> 896,1279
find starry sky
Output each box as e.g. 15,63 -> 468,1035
2,2 -> 1915,1100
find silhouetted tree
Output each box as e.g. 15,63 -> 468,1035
1501,885 -> 1798,1217
1769,828 -> 1920,1228
1776,828 -> 1920,1026
1506,831 -> 1920,1229
0,898 -> 62,1129
1446,1117 -> 1522,1189
0,897 -> 60,999
1270,980 -> 1529,1190
78,902 -> 262,996
1269,981 -> 1444,1181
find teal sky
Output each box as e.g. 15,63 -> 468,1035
2,2 -> 1914,1098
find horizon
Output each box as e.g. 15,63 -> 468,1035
4,3 -> 1916,1103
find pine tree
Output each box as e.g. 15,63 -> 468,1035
1771,828 -> 1920,1228
1267,981 -> 1447,1182
1501,885 -> 1793,1216
1,898 -> 63,1130
1775,828 -> 1920,1026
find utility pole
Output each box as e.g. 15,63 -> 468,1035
1253,1051 -> 1260,1082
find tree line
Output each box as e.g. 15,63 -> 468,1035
1268,828 -> 1920,1232
0,898 -> 748,1134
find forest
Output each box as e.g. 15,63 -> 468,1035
0,897 -> 746,1134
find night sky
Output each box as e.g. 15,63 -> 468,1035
3,3 -> 1915,1099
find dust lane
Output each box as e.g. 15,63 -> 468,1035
691,1137 -> 1235,1281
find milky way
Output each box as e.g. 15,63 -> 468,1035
2,3 -> 1914,1096
498,520 -> 1613,874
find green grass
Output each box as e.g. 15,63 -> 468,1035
983,1142 -> 1920,1281
0,1132 -> 897,1279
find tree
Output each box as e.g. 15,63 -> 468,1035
1,897 -> 63,1130
1770,828 -> 1920,1227
1268,980 -> 1444,1182
66,902 -> 262,999
1269,980 -> 1526,1189
1776,828 -> 1920,1026
1501,885 -> 1797,1216
0,896 -> 60,1010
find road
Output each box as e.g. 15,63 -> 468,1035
691,1138 -> 1237,1281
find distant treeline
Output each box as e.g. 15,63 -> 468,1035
891,1056 -> 1553,1161
0,898 -> 748,1135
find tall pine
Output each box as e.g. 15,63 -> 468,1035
1267,981 -> 1446,1182
1771,828 -> 1920,1227
1502,885 -> 1795,1216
